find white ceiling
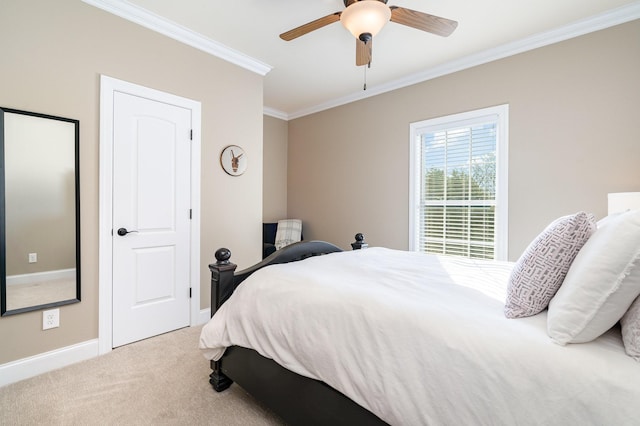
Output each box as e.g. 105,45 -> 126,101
90,0 -> 640,119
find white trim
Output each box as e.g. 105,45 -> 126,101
286,3 -> 640,120
98,75 -> 201,355
198,308 -> 211,326
494,106 -> 509,261
263,107 -> 289,121
0,339 -> 99,388
409,104 -> 509,260
408,127 -> 419,252
98,76 -> 114,355
82,0 -> 272,77
189,104 -> 202,330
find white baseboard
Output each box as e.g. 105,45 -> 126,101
0,339 -> 99,388
1,315 -> 210,389
198,308 -> 211,325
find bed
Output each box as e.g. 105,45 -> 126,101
200,211 -> 640,425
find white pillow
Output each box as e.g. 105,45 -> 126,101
547,209 -> 640,344
621,295 -> 640,361
504,212 -> 596,318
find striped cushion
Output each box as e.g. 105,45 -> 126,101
504,212 -> 596,319
274,219 -> 302,250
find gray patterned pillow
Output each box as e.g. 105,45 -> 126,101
621,296 -> 640,361
504,212 -> 596,319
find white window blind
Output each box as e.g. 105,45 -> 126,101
409,105 -> 508,260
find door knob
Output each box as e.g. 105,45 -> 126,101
117,227 -> 138,236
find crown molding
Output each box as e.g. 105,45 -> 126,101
285,3 -> 640,120
263,107 -> 289,121
82,0 -> 272,76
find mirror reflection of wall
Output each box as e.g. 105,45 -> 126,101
1,108 -> 80,315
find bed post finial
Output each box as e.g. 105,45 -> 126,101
215,247 -> 232,264
351,233 -> 368,250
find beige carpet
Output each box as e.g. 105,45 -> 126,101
0,326 -> 286,425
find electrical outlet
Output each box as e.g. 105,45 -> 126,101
43,308 -> 60,330
28,253 -> 37,263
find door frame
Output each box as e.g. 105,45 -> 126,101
98,75 -> 201,354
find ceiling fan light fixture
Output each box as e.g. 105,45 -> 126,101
340,0 -> 391,39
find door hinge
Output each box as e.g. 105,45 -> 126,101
190,129 -> 193,140
189,287 -> 192,298
189,209 -> 192,219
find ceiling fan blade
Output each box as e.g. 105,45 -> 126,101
279,12 -> 342,41
356,38 -> 372,66
389,6 -> 458,37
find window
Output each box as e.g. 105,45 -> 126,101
409,105 -> 508,260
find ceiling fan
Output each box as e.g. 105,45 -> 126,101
280,0 -> 458,67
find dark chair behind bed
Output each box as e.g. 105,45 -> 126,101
263,222 -> 303,259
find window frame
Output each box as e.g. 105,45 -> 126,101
409,104 -> 509,260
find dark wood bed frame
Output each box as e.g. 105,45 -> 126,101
208,235 -> 387,425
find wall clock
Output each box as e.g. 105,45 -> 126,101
220,145 -> 247,176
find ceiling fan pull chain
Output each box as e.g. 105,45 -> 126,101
363,64 -> 367,91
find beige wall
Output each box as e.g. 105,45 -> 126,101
288,20 -> 640,259
0,0 -> 263,364
263,115 -> 288,222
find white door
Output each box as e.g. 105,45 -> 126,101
111,92 -> 192,347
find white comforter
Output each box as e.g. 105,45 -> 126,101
200,247 -> 640,425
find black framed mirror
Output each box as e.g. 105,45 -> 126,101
0,107 -> 80,316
